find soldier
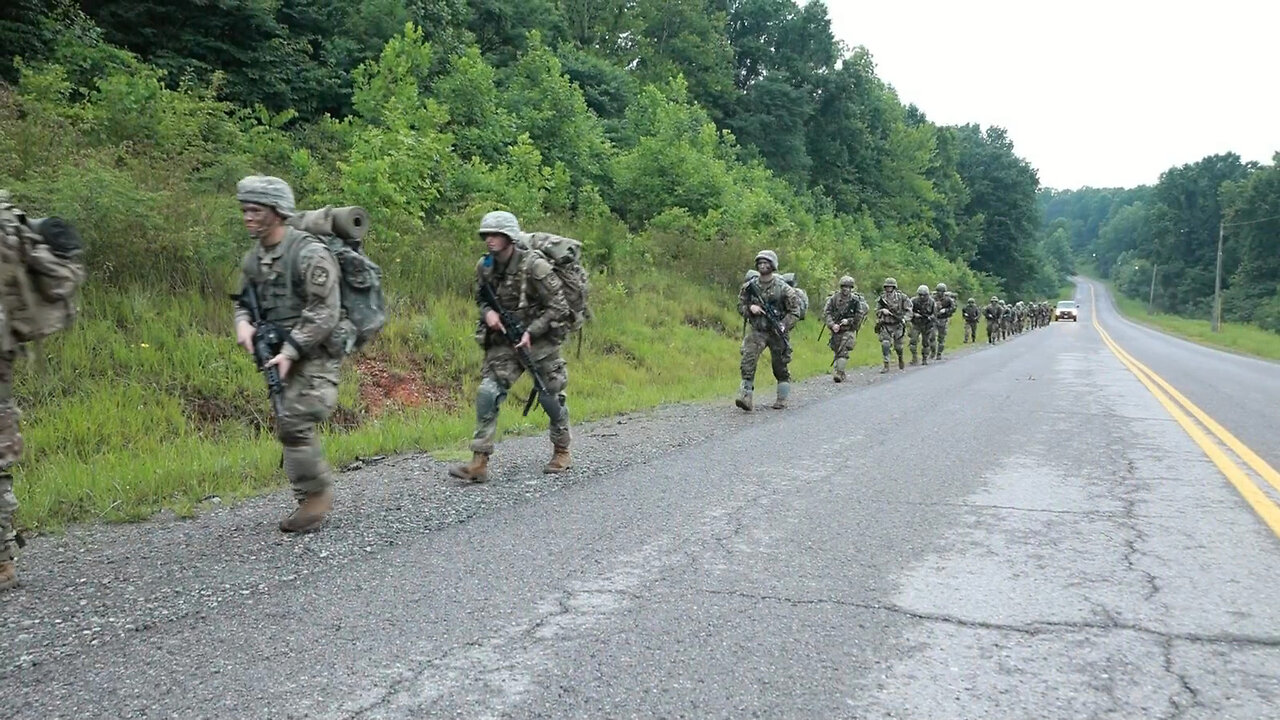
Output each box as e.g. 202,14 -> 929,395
451,211 -> 572,482
932,283 -> 956,360
736,250 -> 801,411
0,192 -> 85,590
962,297 -> 980,343
874,277 -> 912,373
983,296 -> 1002,344
908,284 -> 936,365
820,275 -> 868,383
234,176 -> 344,533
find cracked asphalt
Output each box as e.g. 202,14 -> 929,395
5,280 -> 1280,719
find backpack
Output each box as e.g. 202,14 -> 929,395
287,206 -> 386,353
520,232 -> 590,332
0,204 -> 86,344
780,272 -> 808,321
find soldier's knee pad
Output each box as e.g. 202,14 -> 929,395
476,377 -> 504,409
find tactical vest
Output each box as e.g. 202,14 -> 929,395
745,277 -> 791,332
240,228 -> 323,329
877,290 -> 909,325
479,246 -> 564,340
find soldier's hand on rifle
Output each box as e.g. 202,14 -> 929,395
484,309 -> 505,333
265,352 -> 294,380
749,304 -> 764,316
829,322 -> 840,333
515,331 -> 532,350
236,320 -> 256,354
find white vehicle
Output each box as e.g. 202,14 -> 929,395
1055,300 -> 1079,322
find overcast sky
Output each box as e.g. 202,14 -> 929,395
822,0 -> 1279,190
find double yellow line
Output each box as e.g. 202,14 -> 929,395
1090,286 -> 1280,537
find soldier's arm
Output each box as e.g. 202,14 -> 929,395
780,286 -> 800,331
737,284 -> 754,319
475,261 -> 495,317
525,257 -> 569,338
281,243 -> 342,360
821,295 -> 838,324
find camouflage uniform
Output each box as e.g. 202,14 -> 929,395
736,250 -> 800,410
932,285 -> 956,359
983,297 -> 1002,344
0,192 -> 85,588
471,239 -> 571,455
875,278 -> 912,372
962,298 -> 980,343
821,276 -> 868,383
908,285 -> 937,365
0,315 -> 18,589
234,176 -> 343,532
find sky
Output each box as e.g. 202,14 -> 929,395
822,0 -> 1279,190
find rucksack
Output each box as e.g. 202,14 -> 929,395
287,206 -> 386,353
780,272 -> 808,321
0,204 -> 86,343
520,232 -> 590,332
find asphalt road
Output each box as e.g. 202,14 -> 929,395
6,282 -> 1279,719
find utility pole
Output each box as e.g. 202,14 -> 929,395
1212,220 -> 1224,332
1148,263 -> 1157,314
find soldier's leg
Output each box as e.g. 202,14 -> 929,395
737,330 -> 766,410
877,328 -> 892,372
908,324 -> 921,364
276,359 -> 340,532
935,322 -> 947,358
832,331 -> 853,381
768,335 -> 792,408
534,351 -> 572,472
894,327 -> 906,369
0,352 -> 19,588
469,348 -> 523,455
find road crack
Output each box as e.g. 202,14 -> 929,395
697,588 -> 1280,648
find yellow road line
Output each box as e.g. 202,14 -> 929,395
1089,285 -> 1280,538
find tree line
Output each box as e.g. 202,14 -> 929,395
1042,152 -> 1280,331
1,0 -> 1060,298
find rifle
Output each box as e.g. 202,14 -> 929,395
747,280 -> 792,354
231,283 -> 286,422
478,281 -> 565,422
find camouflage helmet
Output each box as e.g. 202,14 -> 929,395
236,175 -> 296,217
478,210 -> 522,240
883,277 -> 897,288
916,284 -> 929,295
754,249 -> 779,271
744,268 -> 761,283
967,297 -> 976,304
839,275 -> 855,288
935,282 -> 948,293
990,295 -> 999,303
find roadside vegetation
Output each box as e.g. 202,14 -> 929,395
1,3 -> 1062,530
1110,292 -> 1280,361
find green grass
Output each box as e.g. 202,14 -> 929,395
15,274 -> 948,532
1110,292 -> 1280,361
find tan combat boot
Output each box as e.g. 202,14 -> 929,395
910,351 -> 919,366
449,453 -> 490,483
880,361 -> 890,374
544,446 -> 572,474
734,381 -> 754,412
279,489 -> 333,533
0,560 -> 16,592
897,354 -> 905,370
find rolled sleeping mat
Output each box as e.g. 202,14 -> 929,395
26,217 -> 83,258
290,206 -> 370,242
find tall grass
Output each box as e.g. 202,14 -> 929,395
1111,292 -> 1280,361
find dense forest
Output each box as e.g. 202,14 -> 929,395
0,0 -> 1065,526
1042,153 -> 1280,332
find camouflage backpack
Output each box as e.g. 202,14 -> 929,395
520,232 -> 590,332
780,272 -> 809,321
287,206 -> 386,353
0,200 -> 86,343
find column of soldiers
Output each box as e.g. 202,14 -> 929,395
733,249 -> 1058,415
0,185 -> 1059,592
